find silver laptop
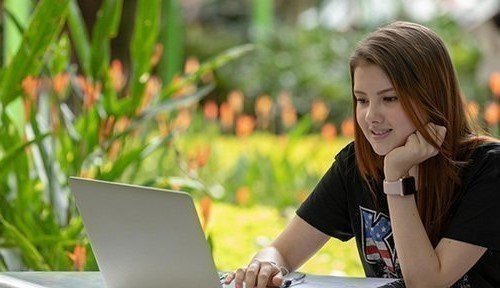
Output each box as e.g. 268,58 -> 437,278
69,177 -> 231,288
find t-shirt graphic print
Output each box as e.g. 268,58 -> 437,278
360,206 -> 400,278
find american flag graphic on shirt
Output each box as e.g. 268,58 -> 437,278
360,206 -> 399,277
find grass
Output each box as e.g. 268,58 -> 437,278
205,202 -> 364,276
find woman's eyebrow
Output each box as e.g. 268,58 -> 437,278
353,88 -> 394,95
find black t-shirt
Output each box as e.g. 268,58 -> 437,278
296,141 -> 500,287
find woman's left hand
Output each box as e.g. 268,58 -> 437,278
384,123 -> 446,181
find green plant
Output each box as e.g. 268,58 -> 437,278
0,0 -> 252,271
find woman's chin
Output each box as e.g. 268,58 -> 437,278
371,144 -> 393,156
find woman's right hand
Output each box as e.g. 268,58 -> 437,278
224,259 -> 286,288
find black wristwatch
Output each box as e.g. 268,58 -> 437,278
383,176 -> 416,196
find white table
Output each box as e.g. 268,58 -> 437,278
0,272 -> 400,288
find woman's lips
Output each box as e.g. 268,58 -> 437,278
370,129 -> 392,140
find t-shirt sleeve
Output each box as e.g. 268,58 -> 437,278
296,148 -> 354,241
443,144 -> 500,250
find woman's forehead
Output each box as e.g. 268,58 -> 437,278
353,64 -> 393,92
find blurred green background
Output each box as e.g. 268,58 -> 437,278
0,0 -> 498,276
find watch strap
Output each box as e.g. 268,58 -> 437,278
383,176 -> 416,196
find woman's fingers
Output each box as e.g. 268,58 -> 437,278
426,123 -> 447,146
230,260 -> 282,288
224,272 -> 235,284
415,123 -> 447,159
245,261 -> 261,288
234,268 -> 246,288
256,264 -> 279,288
271,272 -> 285,287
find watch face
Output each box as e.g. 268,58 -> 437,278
401,177 -> 416,195
383,176 -> 417,196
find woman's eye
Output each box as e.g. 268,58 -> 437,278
384,96 -> 398,102
356,98 -> 368,104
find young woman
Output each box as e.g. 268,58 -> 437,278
225,21 -> 500,288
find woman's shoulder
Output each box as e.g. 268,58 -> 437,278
335,141 -> 355,158
468,140 -> 500,163
462,140 -> 500,180
334,141 -> 356,163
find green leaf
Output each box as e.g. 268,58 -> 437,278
67,0 -> 91,75
97,134 -> 172,181
158,0 -> 184,84
128,0 -> 161,114
0,0 -> 70,106
0,133 -> 50,169
48,34 -> 71,75
0,215 -> 50,271
101,71 -> 122,116
103,84 -> 214,147
61,217 -> 84,240
161,44 -> 254,100
3,7 -> 27,36
89,0 -> 123,79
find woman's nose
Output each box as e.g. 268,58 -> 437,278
365,103 -> 383,123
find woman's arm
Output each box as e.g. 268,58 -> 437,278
229,215 -> 330,288
384,124 -> 487,287
387,194 -> 486,287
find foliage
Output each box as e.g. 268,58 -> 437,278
208,201 -> 363,276
188,14 -> 493,133
139,122 -> 352,209
0,0 -> 252,271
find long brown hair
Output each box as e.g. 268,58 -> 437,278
349,21 -> 492,246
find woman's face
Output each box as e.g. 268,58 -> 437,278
354,64 -> 416,156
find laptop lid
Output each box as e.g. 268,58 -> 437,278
69,177 -> 223,288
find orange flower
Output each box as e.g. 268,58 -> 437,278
145,76 -> 161,99
236,115 -> 255,137
489,72 -> 500,97
341,118 -> 355,138
79,78 -> 101,110
192,145 -> 211,168
219,102 -> 234,131
321,123 -> 338,140
278,91 -> 297,129
50,105 -> 60,132
235,187 -> 251,206
228,90 -> 244,114
67,244 -> 87,271
137,76 -> 161,114
255,94 -> 273,117
203,100 -> 218,121
151,43 -> 163,67
99,116 -> 116,144
53,73 -> 70,96
114,117 -> 131,133
108,140 -> 122,161
281,106 -> 297,129
184,57 -> 200,74
255,94 -> 273,129
110,60 -> 125,92
174,109 -> 192,132
484,102 -> 499,126
199,196 -> 212,231
23,97 -> 31,122
22,76 -> 39,101
311,100 -> 329,123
